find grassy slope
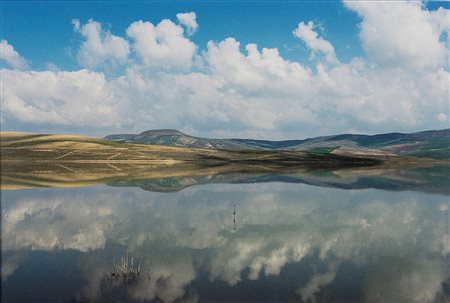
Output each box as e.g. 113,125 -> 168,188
1,132 -> 205,163
1,132 -> 386,165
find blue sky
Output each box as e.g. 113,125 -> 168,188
1,1 -> 449,139
2,1 -> 363,69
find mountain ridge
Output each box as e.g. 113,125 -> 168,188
105,128 -> 450,159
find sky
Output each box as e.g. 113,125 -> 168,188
1,0 -> 449,139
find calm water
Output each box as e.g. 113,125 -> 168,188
1,180 -> 449,302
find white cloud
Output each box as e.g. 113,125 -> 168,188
344,1 -> 449,70
73,19 -> 130,69
429,7 -> 450,35
176,12 -> 198,36
293,21 -> 338,64
0,40 -> 28,70
126,18 -> 196,70
205,38 -> 312,93
1,69 -> 125,128
1,6 -> 449,138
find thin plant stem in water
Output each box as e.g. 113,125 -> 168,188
107,251 -> 145,284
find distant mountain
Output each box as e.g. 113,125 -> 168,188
105,129 -> 252,150
105,128 -> 450,159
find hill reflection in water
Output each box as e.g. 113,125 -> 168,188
108,165 -> 450,195
2,161 -> 449,195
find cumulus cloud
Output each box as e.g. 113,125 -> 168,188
126,18 -> 196,70
205,38 -> 312,93
176,12 -> 198,35
344,1 -> 449,70
73,18 -> 130,69
1,5 -> 449,138
293,21 -> 338,64
1,69 -> 125,128
0,40 -> 28,70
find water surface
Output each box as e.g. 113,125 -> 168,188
1,175 -> 449,302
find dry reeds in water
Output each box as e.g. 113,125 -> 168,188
107,251 -> 143,283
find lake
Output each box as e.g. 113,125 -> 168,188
1,170 -> 449,302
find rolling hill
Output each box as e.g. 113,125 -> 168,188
105,129 -> 252,150
105,128 -> 450,159
1,131 -> 385,168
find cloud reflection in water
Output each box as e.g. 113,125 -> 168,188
1,183 -> 448,302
